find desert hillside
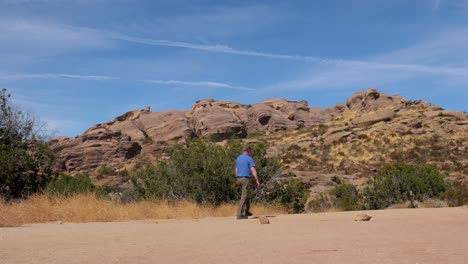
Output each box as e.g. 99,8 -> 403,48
49,88 -> 468,194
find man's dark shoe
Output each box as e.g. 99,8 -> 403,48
245,211 -> 253,217
236,215 -> 248,220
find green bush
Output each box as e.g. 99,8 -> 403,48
131,139 -> 309,211
97,165 -> 114,178
443,181 -> 468,207
0,89 -> 55,199
364,164 -> 446,209
132,139 -> 240,205
308,193 -> 334,212
45,174 -> 98,197
269,178 -> 309,213
209,133 -> 223,142
247,131 -> 265,138
331,175 -> 342,184
332,183 -> 363,211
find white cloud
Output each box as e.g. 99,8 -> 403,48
124,4 -> 292,39
266,28 -> 468,92
144,79 -> 254,91
2,17 -> 468,79
110,32 -> 468,77
0,18 -> 111,61
2,16 -> 468,92
0,72 -> 118,80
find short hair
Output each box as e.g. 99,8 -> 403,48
243,145 -> 252,151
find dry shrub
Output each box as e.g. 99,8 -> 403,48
307,193 -> 337,213
420,199 -> 448,208
0,193 -> 284,227
387,199 -> 448,209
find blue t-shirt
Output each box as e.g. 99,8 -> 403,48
235,154 -> 255,177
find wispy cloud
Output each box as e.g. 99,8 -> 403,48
433,0 -> 442,10
123,4 -> 292,39
110,33 -> 321,62
111,33 -> 468,77
0,18 -> 110,62
144,79 -> 254,91
0,72 -> 118,80
2,17 -> 468,78
267,27 -> 468,92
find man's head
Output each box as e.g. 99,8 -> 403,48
243,145 -> 252,154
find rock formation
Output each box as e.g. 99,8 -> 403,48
49,88 -> 468,181
50,96 -> 343,173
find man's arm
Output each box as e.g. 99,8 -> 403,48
250,167 -> 260,188
235,168 -> 238,176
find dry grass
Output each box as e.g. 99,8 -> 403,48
387,199 -> 449,209
0,194 -> 285,227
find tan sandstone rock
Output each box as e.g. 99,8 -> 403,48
352,109 -> 395,127
259,216 -> 270,224
346,88 -> 406,112
354,214 -> 372,221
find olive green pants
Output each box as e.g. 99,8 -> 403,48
237,177 -> 251,218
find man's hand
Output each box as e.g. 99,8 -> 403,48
251,167 -> 260,188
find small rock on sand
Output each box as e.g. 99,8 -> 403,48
259,217 -> 270,224
354,214 -> 372,221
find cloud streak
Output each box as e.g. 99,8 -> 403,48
2,18 -> 468,78
111,33 -> 468,77
144,79 -> 254,91
433,0 -> 442,10
267,27 -> 468,93
0,72 -> 118,80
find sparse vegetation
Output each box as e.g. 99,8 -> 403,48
0,88 -> 55,200
332,183 -> 363,211
45,174 -> 100,197
209,133 -> 223,142
0,193 -> 285,227
331,175 -> 342,184
131,139 -> 309,210
443,181 -> 468,207
134,124 -> 153,144
307,193 -> 334,212
268,178 -> 309,213
363,164 -> 446,210
97,165 -> 114,179
247,130 -> 265,138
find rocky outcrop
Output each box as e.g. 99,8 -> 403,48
85,108 -> 194,144
188,98 -> 337,137
51,97 -> 340,173
423,110 -> 468,120
346,88 -> 406,112
352,109 -> 395,127
190,99 -> 247,139
49,131 -> 141,172
49,88 -> 467,176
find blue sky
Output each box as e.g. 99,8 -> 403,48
1,0 -> 467,136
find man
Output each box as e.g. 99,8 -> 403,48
235,145 -> 260,220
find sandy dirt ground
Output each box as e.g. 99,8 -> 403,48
1,207 -> 467,264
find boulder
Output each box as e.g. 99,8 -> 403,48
423,110 -> 468,120
190,100 -> 247,139
352,110 -> 395,127
259,216 -> 270,224
354,213 -> 372,221
324,131 -> 353,144
50,130 -> 141,172
346,88 -> 406,112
